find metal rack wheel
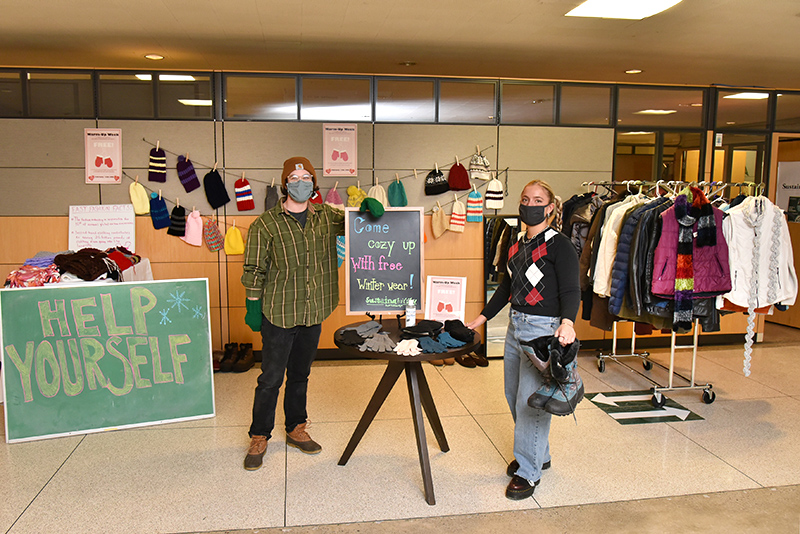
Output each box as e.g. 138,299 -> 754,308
651,389 -> 667,408
642,359 -> 653,371
702,389 -> 716,404
597,359 -> 606,373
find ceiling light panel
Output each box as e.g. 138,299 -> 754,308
566,0 -> 683,20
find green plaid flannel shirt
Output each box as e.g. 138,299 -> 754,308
241,201 -> 345,328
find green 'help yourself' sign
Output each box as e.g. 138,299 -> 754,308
0,279 -> 215,443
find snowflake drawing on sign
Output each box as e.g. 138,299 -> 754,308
167,290 -> 191,313
159,308 -> 172,325
192,306 -> 205,319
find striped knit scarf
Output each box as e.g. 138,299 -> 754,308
673,187 -> 715,331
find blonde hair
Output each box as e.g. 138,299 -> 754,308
521,180 -> 562,231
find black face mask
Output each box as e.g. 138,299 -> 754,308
519,204 -> 549,227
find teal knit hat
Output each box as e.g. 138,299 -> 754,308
387,179 -> 408,207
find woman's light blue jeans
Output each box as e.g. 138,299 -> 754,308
504,309 -> 560,484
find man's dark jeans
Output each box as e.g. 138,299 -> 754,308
249,316 -> 321,439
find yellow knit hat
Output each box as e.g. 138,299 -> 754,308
224,225 -> 245,255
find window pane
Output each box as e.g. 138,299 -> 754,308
500,83 -> 554,124
376,79 -> 434,122
560,85 -> 611,125
716,90 -> 769,130
663,132 -> 704,182
0,72 -> 23,117
712,133 -> 768,184
158,74 -> 212,119
301,77 -> 371,121
617,87 -> 704,128
225,75 -> 297,120
439,81 -> 496,124
28,72 -> 94,118
615,131 -> 656,181
774,93 -> 800,131
98,74 -> 154,118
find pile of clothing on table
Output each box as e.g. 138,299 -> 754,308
4,247 -> 142,288
336,319 -> 486,366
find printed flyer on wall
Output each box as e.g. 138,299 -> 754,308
85,128 -> 122,184
425,276 -> 466,322
323,123 -> 357,177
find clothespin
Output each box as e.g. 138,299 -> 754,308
455,155 -> 459,165
176,197 -> 180,208
395,173 -> 400,183
357,180 -> 360,189
476,145 -> 480,154
156,140 -> 160,151
472,184 -> 477,193
454,193 -> 458,203
233,219 -> 236,228
334,180 -> 339,190
135,175 -> 139,183
213,162 -> 218,171
158,189 -> 162,200
270,177 -> 275,187
435,162 -> 439,173
436,201 -> 442,210
413,169 -> 418,180
242,171 -> 246,180
192,205 -> 195,213
185,152 -> 189,160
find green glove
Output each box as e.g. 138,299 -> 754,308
245,299 -> 262,332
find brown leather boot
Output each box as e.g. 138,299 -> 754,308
244,435 -> 267,470
286,422 -> 322,454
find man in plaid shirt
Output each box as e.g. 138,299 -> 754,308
241,156 -> 344,471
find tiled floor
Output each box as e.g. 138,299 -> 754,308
2,323 -> 800,533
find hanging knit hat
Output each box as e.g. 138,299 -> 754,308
309,190 -> 323,204
325,187 -> 344,210
336,235 -> 346,267
203,170 -> 230,209
449,197 -> 466,232
149,192 -> 170,229
203,217 -> 224,252
176,155 -> 200,193
367,183 -> 389,207
469,152 -> 491,181
466,189 -> 483,222
180,210 -> 203,246
167,205 -> 187,237
425,168 -> 449,196
485,175 -> 505,210
264,185 -> 280,210
148,147 -> 167,182
431,205 -> 448,239
448,162 -> 470,190
387,180 -> 408,207
347,185 -> 367,207
129,181 -> 150,215
235,177 -> 255,211
224,225 -> 245,255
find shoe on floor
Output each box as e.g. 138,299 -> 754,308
470,352 -> 489,367
429,359 -> 445,366
443,357 -> 455,365
219,342 -> 238,372
506,458 -> 551,477
232,342 -> 255,373
454,354 -> 476,368
506,475 -> 539,500
286,422 -> 322,454
244,435 -> 267,471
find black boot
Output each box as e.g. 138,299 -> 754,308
219,342 -> 238,372
233,343 -> 255,372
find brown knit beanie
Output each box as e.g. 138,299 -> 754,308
281,157 -> 317,195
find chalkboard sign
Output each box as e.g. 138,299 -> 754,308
345,207 -> 424,314
0,279 -> 214,443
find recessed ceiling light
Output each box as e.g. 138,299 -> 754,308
144,54 -> 164,61
136,74 -> 196,82
399,61 -> 416,67
625,69 -> 643,74
726,121 -> 736,125
635,109 -> 678,115
620,131 -> 654,135
723,92 -> 769,100
178,99 -> 213,106
566,0 -> 682,20
690,103 -> 703,107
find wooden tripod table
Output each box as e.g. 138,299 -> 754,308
334,321 -> 480,505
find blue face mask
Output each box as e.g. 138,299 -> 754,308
287,180 -> 314,202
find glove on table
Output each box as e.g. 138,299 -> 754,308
372,332 -> 397,352
395,339 -> 422,356
444,319 -> 475,343
339,330 -> 367,346
437,331 -> 466,348
355,320 -> 382,337
419,336 -> 448,353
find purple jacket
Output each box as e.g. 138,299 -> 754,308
651,204 -> 731,298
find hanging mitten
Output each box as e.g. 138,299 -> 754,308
466,189 -> 483,222
387,179 -> 408,207
367,183 -> 389,206
235,177 -> 255,211
309,190 -> 323,204
265,185 -> 280,210
148,147 -> 167,182
149,192 -> 170,229
418,336 -> 448,354
347,185 -> 367,207
203,217 -> 225,252
224,225 -> 245,255
203,170 -> 230,209
167,205 -> 187,237
431,205 -> 448,239
129,181 -> 150,215
450,197 -> 466,233
176,155 -> 200,193
360,197 -> 385,217
325,187 -> 345,210
181,210 -> 203,246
